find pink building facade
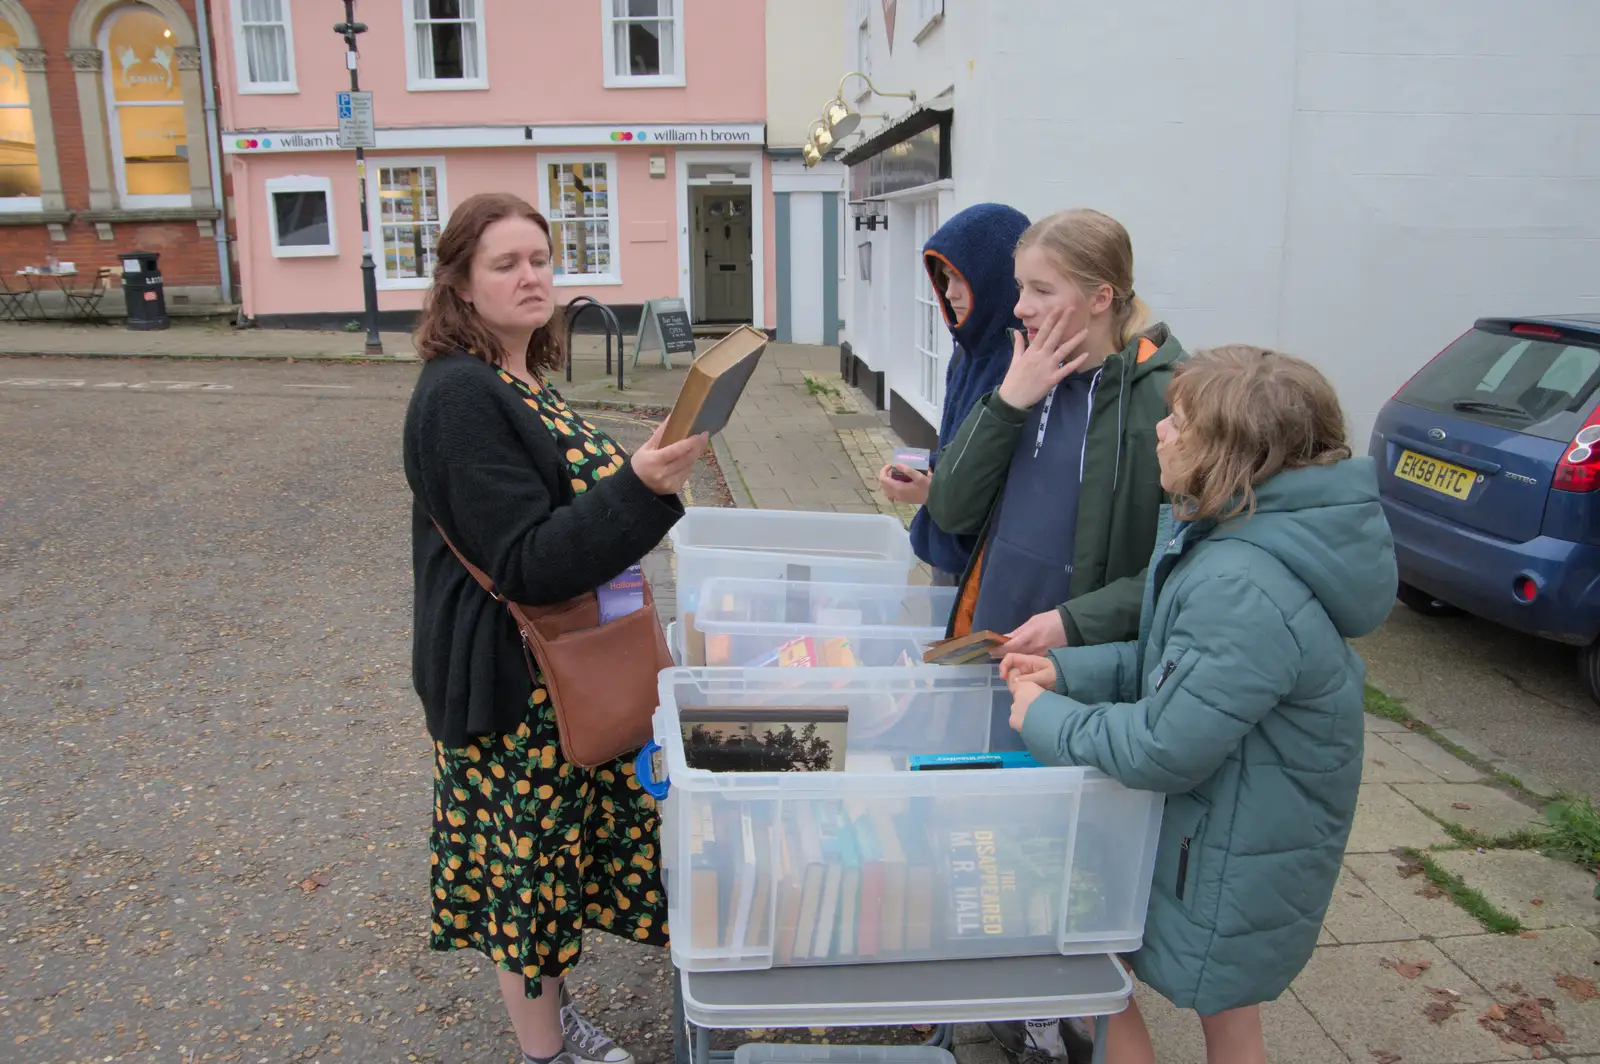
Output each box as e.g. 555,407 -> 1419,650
212,0 -> 772,332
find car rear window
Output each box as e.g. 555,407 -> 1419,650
1396,327 -> 1600,440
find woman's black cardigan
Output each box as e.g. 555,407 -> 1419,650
402,351 -> 684,747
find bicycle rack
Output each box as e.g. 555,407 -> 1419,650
563,296 -> 626,392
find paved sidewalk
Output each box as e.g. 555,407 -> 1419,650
9,324 -> 1598,1061
710,361 -> 1600,1064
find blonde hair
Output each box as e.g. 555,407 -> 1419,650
1164,345 -> 1352,522
1016,209 -> 1150,349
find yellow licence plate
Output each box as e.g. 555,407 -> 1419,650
1395,450 -> 1477,500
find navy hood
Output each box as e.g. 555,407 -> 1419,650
922,202 -> 1029,362
909,203 -> 1030,575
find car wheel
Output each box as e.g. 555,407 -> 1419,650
1578,642 -> 1600,708
1396,583 -> 1461,617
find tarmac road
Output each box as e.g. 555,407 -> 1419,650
0,357 -> 723,1063
1357,605 -> 1600,798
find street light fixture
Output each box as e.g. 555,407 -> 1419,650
334,3 -> 382,356
803,71 -> 917,168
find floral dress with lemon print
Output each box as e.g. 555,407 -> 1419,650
429,369 -> 668,998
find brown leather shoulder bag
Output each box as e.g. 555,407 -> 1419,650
432,522 -> 671,768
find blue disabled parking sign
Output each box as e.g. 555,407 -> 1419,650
336,91 -> 375,148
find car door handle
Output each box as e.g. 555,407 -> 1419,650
1388,432 -> 1502,475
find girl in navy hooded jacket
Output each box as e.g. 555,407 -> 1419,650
877,203 -> 1031,583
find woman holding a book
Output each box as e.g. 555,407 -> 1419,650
876,202 -> 1031,586
1004,347 -> 1397,1064
403,192 -> 706,1064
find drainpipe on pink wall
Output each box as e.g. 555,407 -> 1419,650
193,0 -> 235,310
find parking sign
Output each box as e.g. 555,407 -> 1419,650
336,91 -> 375,148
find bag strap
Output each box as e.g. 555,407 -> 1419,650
431,519 -> 505,602
431,518 -> 544,686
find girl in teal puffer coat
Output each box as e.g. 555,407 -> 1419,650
1003,346 -> 1397,1064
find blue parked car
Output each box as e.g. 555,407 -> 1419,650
1372,315 -> 1600,705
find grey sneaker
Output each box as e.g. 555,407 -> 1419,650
559,986 -> 635,1064
987,1019 -> 1094,1064
524,1053 -> 581,1064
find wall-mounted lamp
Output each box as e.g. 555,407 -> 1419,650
803,71 -> 917,168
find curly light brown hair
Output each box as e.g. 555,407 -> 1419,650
414,191 -> 566,374
1164,345 -> 1352,522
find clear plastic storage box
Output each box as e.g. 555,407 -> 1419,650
668,509 -> 915,621
650,667 -> 1164,973
681,577 -> 956,667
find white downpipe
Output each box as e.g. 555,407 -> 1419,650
192,0 -> 234,308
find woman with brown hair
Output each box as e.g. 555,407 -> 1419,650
1002,347 -> 1397,1063
403,192 -> 706,1064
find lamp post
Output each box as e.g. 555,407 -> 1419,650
334,2 -> 382,356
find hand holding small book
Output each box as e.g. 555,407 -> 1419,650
632,422 -> 708,495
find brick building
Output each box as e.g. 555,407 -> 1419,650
0,0 -> 227,312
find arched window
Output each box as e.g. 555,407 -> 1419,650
0,16 -> 40,208
99,4 -> 189,207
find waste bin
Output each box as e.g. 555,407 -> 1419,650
120,250 -> 169,331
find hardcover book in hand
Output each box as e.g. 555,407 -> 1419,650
922,630 -> 1006,665
660,325 -> 769,445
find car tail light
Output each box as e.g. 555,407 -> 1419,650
1553,415 -> 1600,493
1512,323 -> 1563,340
1514,576 -> 1538,603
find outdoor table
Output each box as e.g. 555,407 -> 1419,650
673,953 -> 1130,1064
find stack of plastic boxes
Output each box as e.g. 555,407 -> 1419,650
652,506 -> 1162,1002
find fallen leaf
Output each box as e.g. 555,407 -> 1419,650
1520,931 -> 1540,939
1530,897 -> 1543,906
1417,883 -> 1446,900
1393,851 -> 1427,879
1424,1000 -> 1462,1025
1369,1051 -> 1401,1064
1479,995 -> 1567,1048
296,873 -> 329,893
1555,973 -> 1599,1003
1382,957 -> 1433,980
1451,802 -> 1473,810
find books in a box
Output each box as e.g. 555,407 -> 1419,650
684,795 -> 1080,965
909,751 -> 1044,771
660,324 -> 768,445
680,705 -> 849,773
747,635 -> 861,668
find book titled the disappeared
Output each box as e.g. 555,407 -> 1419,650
660,325 -> 768,445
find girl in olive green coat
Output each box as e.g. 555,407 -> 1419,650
1004,347 -> 1397,1064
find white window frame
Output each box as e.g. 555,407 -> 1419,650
538,152 -> 622,287
913,0 -> 945,43
265,174 -> 336,258
403,0 -> 489,92
911,195 -> 944,410
98,7 -> 191,210
231,0 -> 298,95
0,17 -> 41,212
366,156 -> 448,290
602,0 -> 686,89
